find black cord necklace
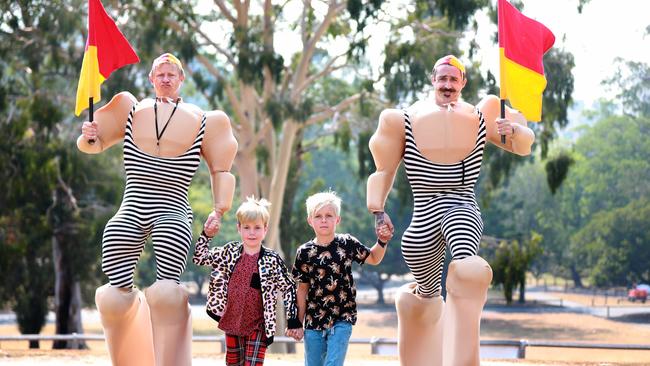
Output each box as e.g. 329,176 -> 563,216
154,97 -> 180,154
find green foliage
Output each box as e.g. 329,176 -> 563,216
380,0 -> 487,104
602,58 -> 650,117
572,200 -> 650,286
356,130 -> 375,178
482,66 -> 650,288
544,151 -> 574,194
491,232 -> 542,304
426,0 -> 488,29
536,48 -> 576,158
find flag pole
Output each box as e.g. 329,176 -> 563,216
88,97 -> 95,144
500,99 -> 506,144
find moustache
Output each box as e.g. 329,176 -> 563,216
439,88 -> 456,93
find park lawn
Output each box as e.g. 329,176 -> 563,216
1,304 -> 649,364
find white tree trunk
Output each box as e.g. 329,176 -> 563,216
266,120 -> 300,255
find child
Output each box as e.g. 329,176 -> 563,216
194,197 -> 303,366
292,191 -> 393,366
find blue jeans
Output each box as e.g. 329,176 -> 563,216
304,321 -> 353,366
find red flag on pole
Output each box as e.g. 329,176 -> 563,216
75,0 -> 139,116
498,0 -> 555,122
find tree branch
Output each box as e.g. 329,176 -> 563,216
167,15 -> 237,68
295,52 -> 347,96
214,0 -> 237,24
195,54 -> 249,131
244,119 -> 273,155
305,93 -> 362,126
292,1 -> 346,100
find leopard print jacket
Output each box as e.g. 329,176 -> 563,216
193,233 -> 302,345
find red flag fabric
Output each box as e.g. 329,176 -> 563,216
498,0 -> 555,122
75,0 -> 139,116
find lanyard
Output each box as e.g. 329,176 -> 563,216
153,98 -> 180,149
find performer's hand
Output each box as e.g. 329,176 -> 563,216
204,210 -> 222,237
496,118 -> 517,137
81,121 -> 98,142
374,212 -> 394,240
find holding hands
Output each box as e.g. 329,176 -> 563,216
285,327 -> 304,341
374,212 -> 395,244
203,210 -> 222,237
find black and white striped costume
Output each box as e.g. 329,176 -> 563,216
101,106 -> 206,288
401,110 -> 486,297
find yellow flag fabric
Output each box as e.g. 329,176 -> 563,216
75,46 -> 106,116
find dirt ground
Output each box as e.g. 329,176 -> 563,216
1,291 -> 649,365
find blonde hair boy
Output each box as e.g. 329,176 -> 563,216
236,196 -> 271,225
305,190 -> 341,218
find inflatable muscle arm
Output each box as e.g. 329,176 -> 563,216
367,109 -> 406,213
76,91 -> 137,154
478,95 -> 535,156
202,110 -> 238,215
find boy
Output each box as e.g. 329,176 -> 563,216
292,191 -> 393,366
194,197 -> 303,365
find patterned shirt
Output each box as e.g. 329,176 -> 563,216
292,233 -> 371,330
218,252 -> 265,336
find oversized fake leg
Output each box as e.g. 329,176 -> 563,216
443,256 -> 493,366
395,282 -> 444,366
95,284 -> 155,366
145,280 -> 192,366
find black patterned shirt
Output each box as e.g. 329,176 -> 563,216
292,233 -> 371,330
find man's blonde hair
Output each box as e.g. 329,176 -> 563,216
149,52 -> 185,78
236,196 -> 271,225
305,190 -> 341,218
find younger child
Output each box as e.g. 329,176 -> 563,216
292,191 -> 393,366
194,197 -> 303,366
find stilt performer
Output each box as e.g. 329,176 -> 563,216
75,3 -> 237,365
366,2 -> 554,364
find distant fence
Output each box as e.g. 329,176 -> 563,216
2,334 -> 649,359
541,285 -> 629,298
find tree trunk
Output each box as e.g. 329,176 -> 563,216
50,177 -> 87,349
375,277 -> 386,305
235,149 -> 260,198
279,132 -> 305,258
52,229 -> 87,349
570,264 -> 583,288
518,278 -> 526,304
266,120 -> 300,254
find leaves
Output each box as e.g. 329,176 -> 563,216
544,151 -> 574,195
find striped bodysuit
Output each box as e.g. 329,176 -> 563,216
401,109 -> 486,297
101,106 -> 206,288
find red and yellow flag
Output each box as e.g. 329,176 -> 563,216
75,0 -> 139,116
498,0 -> 555,122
